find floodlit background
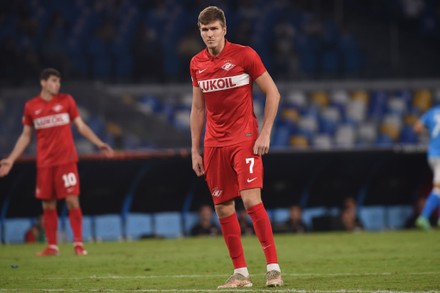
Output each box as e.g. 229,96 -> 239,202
0,0 -> 440,243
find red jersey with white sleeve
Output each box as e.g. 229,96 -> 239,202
190,40 -> 267,147
23,93 -> 80,168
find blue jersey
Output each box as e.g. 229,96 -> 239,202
420,106 -> 440,158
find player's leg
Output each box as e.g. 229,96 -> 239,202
416,186 -> 440,230
241,189 -> 283,287
234,141 -> 282,287
215,200 -> 252,288
65,196 -> 87,255
205,146 -> 251,288
56,163 -> 87,255
417,159 -> 440,230
35,167 -> 59,256
36,199 -> 60,256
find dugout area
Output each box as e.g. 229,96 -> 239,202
0,147 -> 432,243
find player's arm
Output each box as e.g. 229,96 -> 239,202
0,125 -> 33,177
413,120 -> 426,134
254,71 -> 280,156
73,117 -> 114,157
190,86 -> 205,176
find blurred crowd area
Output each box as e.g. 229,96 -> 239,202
1,82 -> 438,155
0,0 -> 439,85
135,84 -> 440,150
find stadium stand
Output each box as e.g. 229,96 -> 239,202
1,1 -> 440,242
1,0 -> 438,86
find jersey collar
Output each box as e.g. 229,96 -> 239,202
205,39 -> 230,60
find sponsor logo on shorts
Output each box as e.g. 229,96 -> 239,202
247,177 -> 257,183
211,187 -> 223,197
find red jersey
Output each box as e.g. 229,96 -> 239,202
23,93 -> 80,167
190,41 -> 267,147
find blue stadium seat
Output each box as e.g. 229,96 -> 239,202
94,214 -> 122,241
153,212 -> 182,238
387,97 -> 407,116
272,208 -> 290,224
312,134 -> 332,148
272,123 -> 293,147
400,126 -> 418,144
385,205 -> 412,230
359,206 -> 386,231
335,124 -> 356,146
138,95 -> 162,114
392,89 -> 413,108
4,218 -> 33,244
126,213 -> 153,240
173,109 -> 191,131
369,90 -> 389,120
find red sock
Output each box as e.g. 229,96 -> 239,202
247,203 -> 278,264
68,208 -> 83,243
43,209 -> 58,246
219,213 -> 246,268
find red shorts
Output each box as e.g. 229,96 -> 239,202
36,163 -> 80,200
204,140 -> 263,205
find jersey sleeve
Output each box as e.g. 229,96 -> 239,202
190,57 -> 199,87
22,103 -> 33,126
67,95 -> 80,121
242,47 -> 267,81
420,110 -> 432,128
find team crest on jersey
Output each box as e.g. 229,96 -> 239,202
211,187 -> 223,197
53,104 -> 63,112
221,62 -> 235,71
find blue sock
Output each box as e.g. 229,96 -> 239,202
421,192 -> 440,219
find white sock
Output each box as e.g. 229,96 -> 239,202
48,244 -> 59,250
234,267 -> 249,277
267,263 -> 281,272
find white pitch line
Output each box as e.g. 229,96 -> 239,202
6,271 -> 438,280
1,289 -> 439,293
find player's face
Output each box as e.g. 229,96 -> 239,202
199,21 -> 226,53
41,75 -> 61,96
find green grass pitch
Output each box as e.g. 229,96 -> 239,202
0,230 -> 439,292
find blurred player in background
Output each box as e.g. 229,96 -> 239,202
190,6 -> 282,288
0,68 -> 114,256
414,106 -> 440,230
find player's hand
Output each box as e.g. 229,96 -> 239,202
99,143 -> 114,157
0,158 -> 13,177
192,152 -> 205,177
253,133 -> 270,156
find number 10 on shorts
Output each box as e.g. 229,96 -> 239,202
62,172 -> 77,187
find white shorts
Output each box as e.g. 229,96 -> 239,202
428,158 -> 440,184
